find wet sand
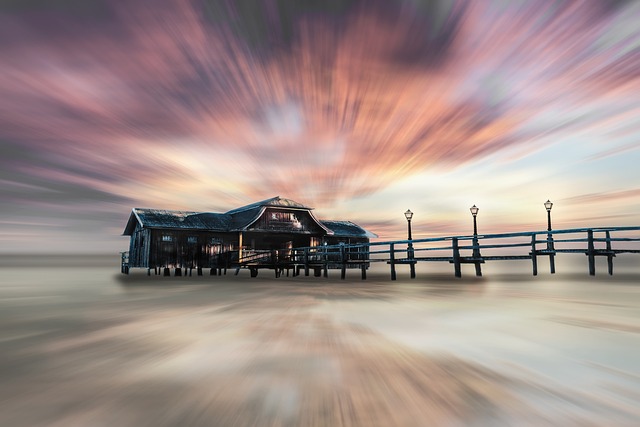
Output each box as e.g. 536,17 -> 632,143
0,257 -> 639,426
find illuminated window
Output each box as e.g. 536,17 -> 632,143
187,236 -> 198,244
162,235 -> 173,242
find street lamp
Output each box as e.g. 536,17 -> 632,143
469,205 -> 479,236
404,209 -> 415,279
469,205 -> 482,276
544,200 -> 556,274
544,199 -> 553,231
404,209 -> 413,240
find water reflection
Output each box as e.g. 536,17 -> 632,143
0,256 -> 639,426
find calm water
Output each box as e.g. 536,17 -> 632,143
0,255 -> 638,426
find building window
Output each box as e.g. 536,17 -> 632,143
187,236 -> 198,244
162,235 -> 173,242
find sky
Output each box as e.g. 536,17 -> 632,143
1,0 -> 639,253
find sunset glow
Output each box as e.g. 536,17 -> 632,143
1,0 -> 639,252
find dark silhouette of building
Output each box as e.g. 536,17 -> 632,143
122,196 -> 376,271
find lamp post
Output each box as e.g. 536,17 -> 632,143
470,205 -> 479,236
544,200 -> 553,231
469,205 -> 482,276
544,200 -> 556,274
404,209 -> 416,279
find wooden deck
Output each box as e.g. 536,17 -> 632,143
122,226 -> 640,279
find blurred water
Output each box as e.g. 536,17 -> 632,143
0,255 -> 638,426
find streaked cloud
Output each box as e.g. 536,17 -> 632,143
0,0 -> 639,251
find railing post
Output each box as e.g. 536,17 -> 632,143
587,229 -> 596,276
272,249 -> 279,278
291,249 -> 298,277
547,232 -> 556,274
472,237 -> 482,277
361,245 -> 367,280
323,246 -> 329,278
340,243 -> 346,280
606,231 -> 614,275
304,248 -> 310,276
408,242 -> 416,279
531,234 -> 538,276
452,238 -> 461,278
389,243 -> 397,280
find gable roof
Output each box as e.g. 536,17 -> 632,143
123,209 -> 230,235
123,197 -> 373,238
225,196 -> 311,214
321,220 -> 378,238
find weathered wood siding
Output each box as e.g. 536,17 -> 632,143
128,223 -> 150,268
148,230 -> 238,269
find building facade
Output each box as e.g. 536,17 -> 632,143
122,197 -> 376,271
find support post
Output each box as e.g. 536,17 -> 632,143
147,268 -> 151,276
547,233 -> 556,274
408,244 -> 416,279
472,237 -> 482,277
197,267 -> 202,276
606,231 -> 614,276
390,243 -> 397,281
175,267 -> 182,277
323,246 -> 329,278
452,238 -> 461,278
164,267 -> 170,276
340,243 -> 346,280
304,248 -> 310,276
272,250 -> 279,278
531,234 -> 538,276
587,229 -> 596,276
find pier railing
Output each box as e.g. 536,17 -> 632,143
122,226 -> 640,279
280,226 -> 640,279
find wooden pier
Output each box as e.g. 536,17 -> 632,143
121,226 -> 640,279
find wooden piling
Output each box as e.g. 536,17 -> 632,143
547,234 -> 556,274
606,231 -> 614,275
409,245 -> 416,279
531,235 -> 538,276
452,238 -> 461,278
340,243 -> 346,280
390,243 -> 397,280
587,229 -> 596,276
164,267 -> 170,276
197,267 -> 202,276
175,268 -> 182,277
304,248 -> 310,276
472,237 -> 482,277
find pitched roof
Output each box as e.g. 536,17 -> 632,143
225,196 -> 311,214
123,197 -> 374,238
123,209 -> 230,235
321,220 -> 378,238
